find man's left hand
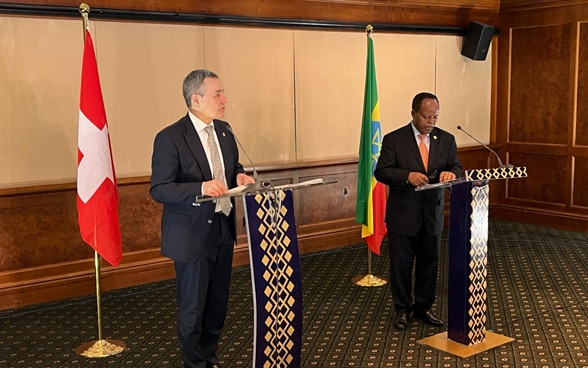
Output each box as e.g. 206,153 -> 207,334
237,173 -> 256,186
439,171 -> 456,183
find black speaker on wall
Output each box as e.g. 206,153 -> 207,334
461,21 -> 494,61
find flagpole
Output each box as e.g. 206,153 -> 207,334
75,3 -> 125,358
352,25 -> 387,288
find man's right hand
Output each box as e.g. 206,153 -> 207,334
407,172 -> 429,187
202,179 -> 228,197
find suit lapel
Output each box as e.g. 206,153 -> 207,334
402,123 -> 427,172
182,117 -> 214,180
428,127 -> 439,170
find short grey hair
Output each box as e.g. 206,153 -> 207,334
182,69 -> 219,108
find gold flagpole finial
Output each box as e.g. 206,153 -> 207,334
365,24 -> 373,35
79,3 -> 90,37
79,3 -> 90,17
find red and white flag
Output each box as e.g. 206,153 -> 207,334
77,29 -> 122,267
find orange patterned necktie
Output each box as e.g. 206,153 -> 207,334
418,134 -> 428,170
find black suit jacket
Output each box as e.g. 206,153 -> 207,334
374,123 -> 462,237
150,114 -> 246,262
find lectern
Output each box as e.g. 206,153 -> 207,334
416,166 -> 527,357
194,179 -> 332,368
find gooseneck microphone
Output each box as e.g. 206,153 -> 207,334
225,125 -> 272,188
457,125 -> 512,168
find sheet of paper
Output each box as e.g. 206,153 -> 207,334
226,183 -> 256,195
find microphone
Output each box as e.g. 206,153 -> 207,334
456,125 -> 512,168
225,125 -> 272,188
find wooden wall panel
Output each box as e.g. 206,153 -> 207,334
510,24 -> 570,145
506,153 -> 567,204
577,22 -> 588,146
496,1 -> 588,232
118,186 -> 162,252
0,190 -> 89,272
0,181 -> 161,272
573,157 -> 588,209
297,172 -> 356,225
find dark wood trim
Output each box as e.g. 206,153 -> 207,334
0,1 -> 500,34
500,0 -> 586,12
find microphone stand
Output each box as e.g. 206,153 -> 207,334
225,125 -> 273,190
224,125 -> 282,231
457,125 -> 513,168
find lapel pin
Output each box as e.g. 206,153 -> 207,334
222,132 -> 226,137
433,135 -> 437,140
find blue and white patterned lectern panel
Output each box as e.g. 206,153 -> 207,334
447,166 -> 527,346
447,180 -> 489,345
244,189 -> 303,368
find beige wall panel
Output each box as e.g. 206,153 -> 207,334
294,31 -> 436,161
1,16 -> 492,187
0,17 -> 81,186
0,17 -> 204,186
435,36 -> 492,147
294,30 -> 364,161
204,26 -> 295,166
96,22 -> 204,177
374,33 -> 436,135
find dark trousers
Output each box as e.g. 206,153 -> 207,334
387,225 -> 440,313
174,214 -> 234,368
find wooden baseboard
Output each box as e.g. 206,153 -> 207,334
0,226 -> 364,311
491,205 -> 588,233
0,251 -> 176,311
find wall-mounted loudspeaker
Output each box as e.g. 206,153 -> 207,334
461,21 -> 494,61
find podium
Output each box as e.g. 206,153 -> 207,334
194,179 -> 334,368
416,166 -> 527,357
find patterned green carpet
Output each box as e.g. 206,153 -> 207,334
1,219 -> 587,367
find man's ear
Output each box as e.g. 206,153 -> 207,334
191,93 -> 200,108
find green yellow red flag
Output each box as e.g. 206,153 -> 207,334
355,30 -> 387,255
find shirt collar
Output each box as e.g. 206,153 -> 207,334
188,110 -> 213,133
410,121 -> 427,137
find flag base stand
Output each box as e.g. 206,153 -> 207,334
75,339 -> 126,358
351,274 -> 388,287
352,246 -> 387,287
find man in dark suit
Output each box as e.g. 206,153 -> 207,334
150,69 -> 255,368
374,92 -> 462,331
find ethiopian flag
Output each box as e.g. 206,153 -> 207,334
356,32 -> 387,255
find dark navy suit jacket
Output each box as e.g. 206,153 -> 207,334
150,114 -> 245,262
374,123 -> 463,237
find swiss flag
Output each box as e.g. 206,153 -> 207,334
77,29 -> 122,267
